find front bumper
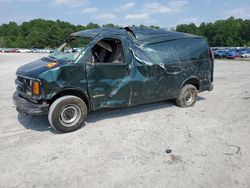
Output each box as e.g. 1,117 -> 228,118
13,92 -> 49,115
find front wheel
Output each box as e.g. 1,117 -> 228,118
176,84 -> 198,107
48,95 -> 87,133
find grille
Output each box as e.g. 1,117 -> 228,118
15,76 -> 32,97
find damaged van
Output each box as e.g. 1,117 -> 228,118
13,27 -> 214,133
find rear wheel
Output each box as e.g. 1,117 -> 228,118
176,84 -> 198,107
48,95 -> 87,133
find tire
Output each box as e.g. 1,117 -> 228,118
176,84 -> 198,107
48,95 -> 87,133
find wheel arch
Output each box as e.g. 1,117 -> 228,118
181,77 -> 200,91
49,88 -> 90,110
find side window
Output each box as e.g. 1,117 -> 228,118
91,38 -> 125,64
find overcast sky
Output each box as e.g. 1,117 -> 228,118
0,0 -> 249,27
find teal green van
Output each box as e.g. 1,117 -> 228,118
13,27 -> 214,133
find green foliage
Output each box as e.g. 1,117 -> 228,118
176,17 -> 250,47
0,37 -> 5,47
0,17 -> 249,48
0,19 -> 89,48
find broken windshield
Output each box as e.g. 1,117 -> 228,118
49,37 -> 91,63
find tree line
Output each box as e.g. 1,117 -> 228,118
0,17 -> 249,48
176,17 -> 250,47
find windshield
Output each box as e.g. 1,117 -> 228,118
49,37 -> 91,63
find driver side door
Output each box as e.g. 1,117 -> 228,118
86,37 -> 131,110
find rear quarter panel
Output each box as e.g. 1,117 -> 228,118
138,37 -> 211,98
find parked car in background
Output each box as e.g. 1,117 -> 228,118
17,49 -> 31,53
4,48 -> 18,53
214,50 -> 228,58
30,48 -> 38,53
226,50 -> 238,59
0,48 -> 6,52
239,51 -> 250,58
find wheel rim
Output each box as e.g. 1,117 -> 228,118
59,104 -> 81,127
184,91 -> 194,105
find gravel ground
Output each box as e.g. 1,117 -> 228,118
0,53 -> 249,188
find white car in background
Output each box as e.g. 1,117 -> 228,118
239,51 -> 250,58
17,49 -> 31,53
39,49 -> 52,53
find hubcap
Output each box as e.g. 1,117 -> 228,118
59,104 -> 81,127
184,91 -> 194,105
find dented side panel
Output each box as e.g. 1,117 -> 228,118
129,37 -> 212,102
86,63 -> 131,110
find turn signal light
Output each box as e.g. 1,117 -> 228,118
33,81 -> 40,95
46,62 -> 57,68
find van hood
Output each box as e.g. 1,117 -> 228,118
16,57 -> 63,78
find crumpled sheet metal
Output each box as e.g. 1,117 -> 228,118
124,35 -> 211,104
130,37 -> 209,75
